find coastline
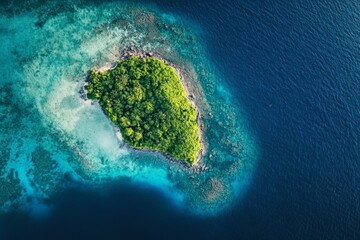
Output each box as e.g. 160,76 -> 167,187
82,48 -> 207,166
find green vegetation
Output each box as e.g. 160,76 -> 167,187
85,56 -> 201,165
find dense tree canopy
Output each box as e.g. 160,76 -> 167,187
85,56 -> 201,165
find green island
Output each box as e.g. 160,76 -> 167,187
85,56 -> 201,165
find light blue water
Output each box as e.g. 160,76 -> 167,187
0,0 -> 256,215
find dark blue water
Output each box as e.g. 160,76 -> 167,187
1,0 -> 360,239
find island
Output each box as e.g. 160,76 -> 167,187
84,56 -> 202,165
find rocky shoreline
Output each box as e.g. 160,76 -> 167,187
81,47 -> 207,167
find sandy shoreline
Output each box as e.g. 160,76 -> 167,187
82,48 -> 207,166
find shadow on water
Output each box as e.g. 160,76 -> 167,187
0,181 -> 242,240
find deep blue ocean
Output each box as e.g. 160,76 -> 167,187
0,0 -> 359,239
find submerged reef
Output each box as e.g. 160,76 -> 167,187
85,56 -> 202,165
0,0 -> 257,215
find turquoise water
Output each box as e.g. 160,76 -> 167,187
0,1 -> 256,215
